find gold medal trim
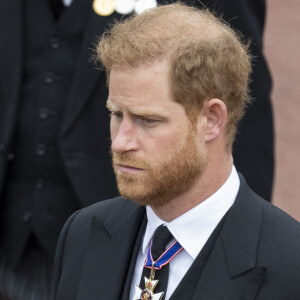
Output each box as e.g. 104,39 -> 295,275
93,0 -> 115,16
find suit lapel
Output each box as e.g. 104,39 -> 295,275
76,199 -> 146,300
193,175 -> 267,300
0,1 -> 23,143
121,215 -> 147,300
60,2 -> 118,136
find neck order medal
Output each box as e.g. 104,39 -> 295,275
134,263 -> 164,300
134,239 -> 183,300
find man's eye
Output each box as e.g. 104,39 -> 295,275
142,117 -> 158,124
110,112 -> 123,119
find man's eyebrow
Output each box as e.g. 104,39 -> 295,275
106,101 -> 114,111
133,111 -> 162,117
130,109 -> 168,120
106,101 -> 167,120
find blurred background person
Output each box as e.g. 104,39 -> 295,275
0,0 -> 273,299
264,0 -> 300,221
209,1 -> 274,202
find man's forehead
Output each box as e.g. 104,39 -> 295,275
108,62 -> 171,102
106,97 -> 171,117
110,59 -> 170,80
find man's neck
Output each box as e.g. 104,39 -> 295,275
151,156 -> 233,222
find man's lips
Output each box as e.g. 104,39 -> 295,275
118,164 -> 144,174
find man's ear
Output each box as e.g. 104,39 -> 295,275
201,99 -> 227,142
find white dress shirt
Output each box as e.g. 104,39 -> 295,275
130,166 -> 240,300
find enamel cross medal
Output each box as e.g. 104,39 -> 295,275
133,239 -> 183,300
133,261 -> 163,300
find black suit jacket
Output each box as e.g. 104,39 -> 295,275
53,175 -> 300,300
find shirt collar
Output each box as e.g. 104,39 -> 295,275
142,166 -> 240,259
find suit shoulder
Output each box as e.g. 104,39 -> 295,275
240,178 -> 300,235
262,200 -> 300,234
64,196 -> 140,234
258,200 -> 300,265
73,196 -> 129,221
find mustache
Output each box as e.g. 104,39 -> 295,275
112,152 -> 149,169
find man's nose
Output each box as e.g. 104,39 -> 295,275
111,120 -> 139,154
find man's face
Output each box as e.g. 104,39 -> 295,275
107,60 -> 207,208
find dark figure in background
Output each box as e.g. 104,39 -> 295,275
0,1 -> 119,299
212,0 -> 274,202
0,0 -> 273,299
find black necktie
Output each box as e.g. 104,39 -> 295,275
139,225 -> 173,299
49,0 -> 65,19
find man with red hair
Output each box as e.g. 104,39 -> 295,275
53,4 -> 298,300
